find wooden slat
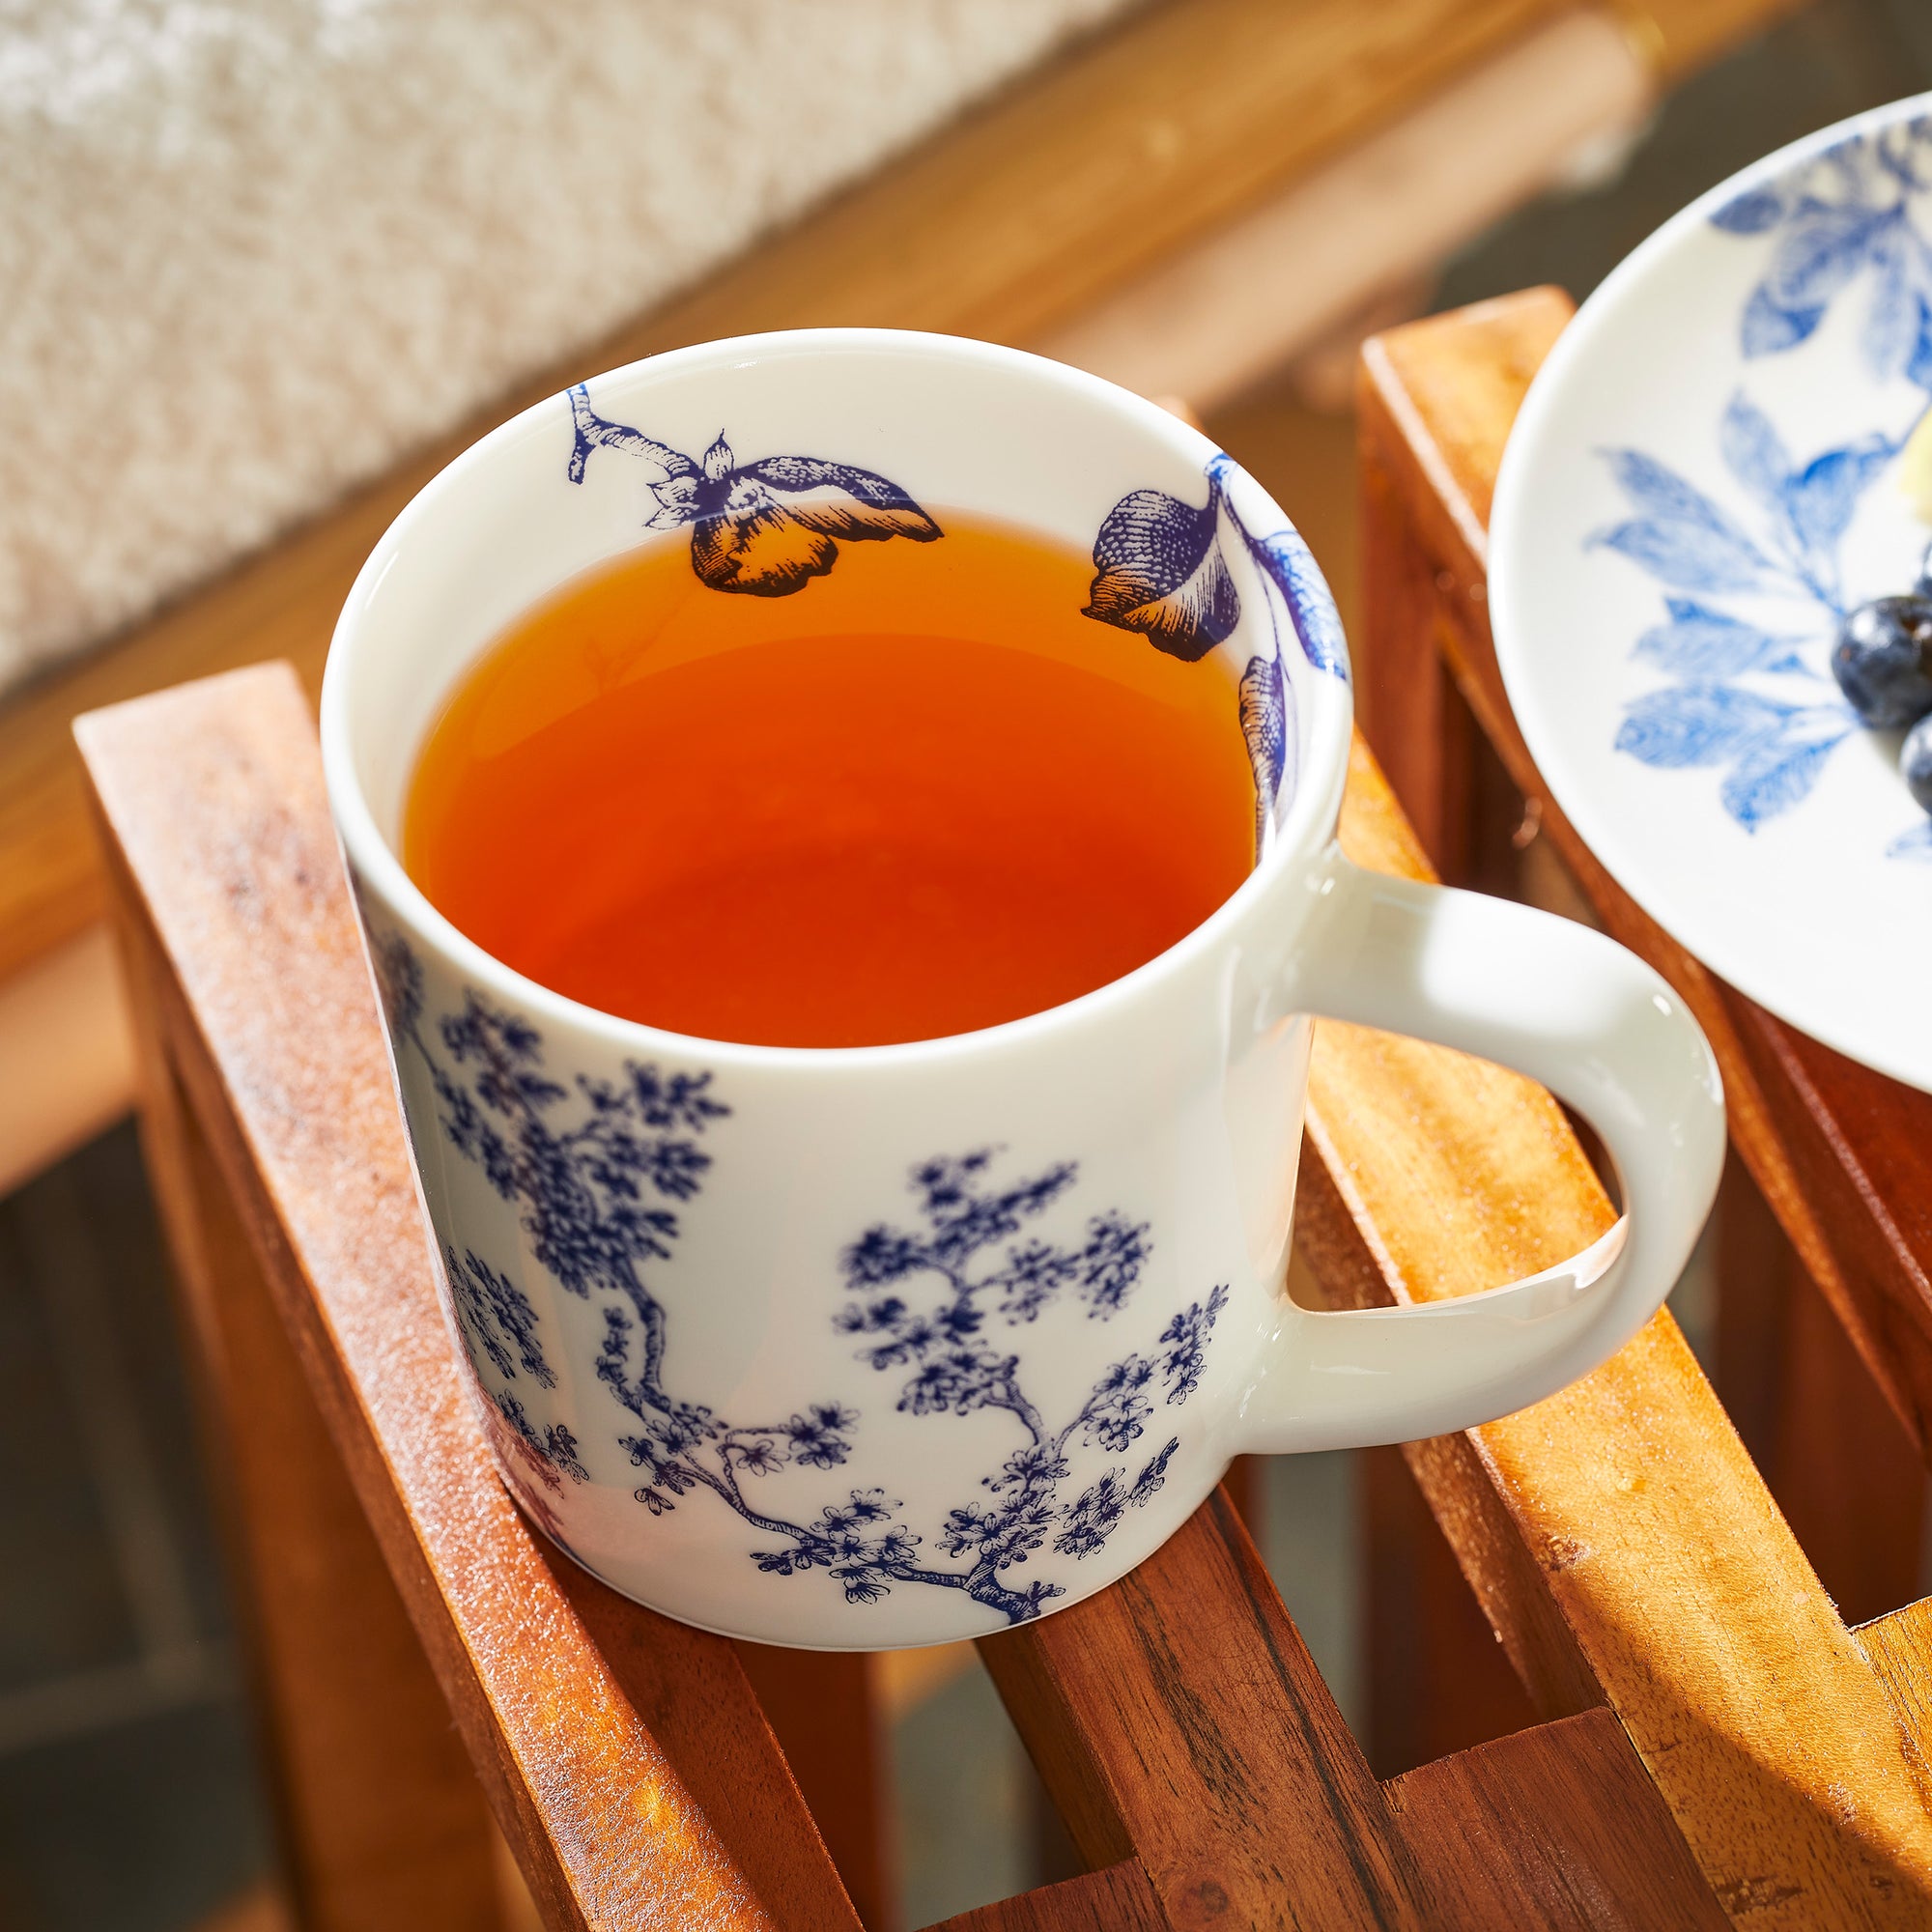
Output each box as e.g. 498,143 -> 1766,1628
1344,300 -> 1932,1921
982,1476 -> 1729,1928
1387,1710 -> 1728,1930
137,1017 -> 506,1931
1858,1601 -> 1932,1763
0,0 -> 1667,988
1632,0 -> 1806,73
924,1861 -> 1166,1932
732,1647 -> 897,1931
1034,8 -> 1658,414
1363,1439 -> 1536,1775
0,921 -> 135,1196
981,1493 -> 1430,1930
1305,738 -> 1932,1922
1355,290 -> 1932,1453
79,663 -> 862,1932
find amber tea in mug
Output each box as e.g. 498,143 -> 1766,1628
404,513 -> 1257,1047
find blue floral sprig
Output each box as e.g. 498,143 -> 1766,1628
1590,391 -> 1903,832
1712,115 -> 1932,387
818,1151 -> 1227,1618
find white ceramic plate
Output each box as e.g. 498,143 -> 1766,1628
1492,95 -> 1932,1094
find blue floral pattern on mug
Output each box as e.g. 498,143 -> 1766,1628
567,384 -> 941,595
373,931 -> 1228,1625
1588,113 -> 1932,863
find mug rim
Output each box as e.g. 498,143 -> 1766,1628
321,327 -> 1354,1071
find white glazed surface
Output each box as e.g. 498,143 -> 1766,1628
324,330 -> 1723,1647
1492,96 -> 1932,1094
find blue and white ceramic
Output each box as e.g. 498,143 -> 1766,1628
1492,96 -> 1932,1095
322,330 -> 1722,1648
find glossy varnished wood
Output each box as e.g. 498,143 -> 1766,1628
144,1037 -> 506,1930
926,1861 -> 1167,1932
1386,1709 -> 1726,1930
981,1492 -> 1431,1929
980,1476 -> 1728,1929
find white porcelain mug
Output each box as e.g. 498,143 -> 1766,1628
322,330 -> 1724,1649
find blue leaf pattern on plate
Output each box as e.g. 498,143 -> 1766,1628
1633,599 -> 1808,678
1889,820 -> 1932,861
1712,115 -> 1932,388
1591,446 -> 1772,593
1591,375 -> 1902,838
1613,684 -> 1798,767
1719,714 -> 1851,829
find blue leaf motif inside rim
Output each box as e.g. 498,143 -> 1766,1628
1081,453 -> 1347,856
566,384 -> 941,596
1082,488 -> 1236,661
566,386 -> 1350,864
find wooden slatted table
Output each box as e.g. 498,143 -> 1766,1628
77,647 -> 1932,1929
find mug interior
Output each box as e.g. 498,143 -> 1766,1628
323,330 -> 1353,1044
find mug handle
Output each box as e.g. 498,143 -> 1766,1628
1240,851 -> 1725,1452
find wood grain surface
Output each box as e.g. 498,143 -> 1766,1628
143,1037 -> 507,1931
1385,1709 -> 1727,1930
926,1861 -> 1166,1932
980,1480 -> 1739,1930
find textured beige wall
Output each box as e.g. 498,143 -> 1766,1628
0,0 -> 1134,697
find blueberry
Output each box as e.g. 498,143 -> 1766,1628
1916,538 -> 1932,602
1831,596 -> 1932,728
1906,714 -> 1932,816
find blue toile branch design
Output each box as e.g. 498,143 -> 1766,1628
1589,391 -> 1906,833
371,931 -> 1229,1624
820,1151 -> 1227,1619
565,384 -> 941,596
